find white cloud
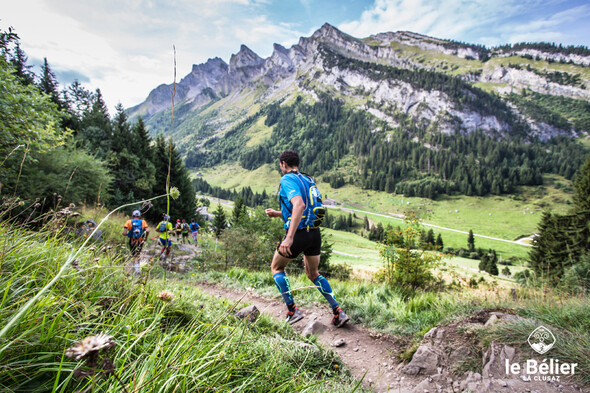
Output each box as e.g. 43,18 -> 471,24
338,0 -> 514,39
2,0 -> 303,111
338,0 -> 590,48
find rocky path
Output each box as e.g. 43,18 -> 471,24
195,280 -> 415,393
144,242 -> 586,393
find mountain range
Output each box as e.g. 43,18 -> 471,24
126,23 -> 590,198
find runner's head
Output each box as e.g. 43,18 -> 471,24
279,150 -> 299,173
132,210 -> 141,218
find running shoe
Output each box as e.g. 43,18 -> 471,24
332,307 -> 350,328
286,308 -> 304,324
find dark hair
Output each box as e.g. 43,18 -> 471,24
279,150 -> 299,168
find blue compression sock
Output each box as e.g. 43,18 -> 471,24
273,272 -> 294,308
313,275 -> 339,309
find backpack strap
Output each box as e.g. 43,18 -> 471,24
280,172 -> 314,229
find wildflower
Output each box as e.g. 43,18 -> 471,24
65,333 -> 114,361
157,290 -> 174,302
169,187 -> 180,200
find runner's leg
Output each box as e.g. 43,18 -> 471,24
304,255 -> 339,309
271,251 -> 295,309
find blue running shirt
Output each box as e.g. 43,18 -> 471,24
279,173 -> 305,229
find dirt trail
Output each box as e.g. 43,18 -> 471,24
144,242 -> 586,393
196,280 -> 413,393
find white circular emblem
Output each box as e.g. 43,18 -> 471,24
528,326 -> 556,354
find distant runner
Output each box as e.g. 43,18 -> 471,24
265,150 -> 349,327
189,219 -> 200,245
157,214 -> 174,259
181,219 -> 190,244
175,219 -> 183,241
123,210 -> 149,274
123,210 -> 148,257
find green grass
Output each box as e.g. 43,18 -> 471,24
0,222 -> 369,392
196,164 -> 575,260
197,266 -> 480,337
245,116 -> 274,147
323,228 -> 382,274
193,248 -> 590,385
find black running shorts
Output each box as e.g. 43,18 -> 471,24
277,228 -> 321,259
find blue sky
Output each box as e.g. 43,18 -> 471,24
2,0 -> 589,112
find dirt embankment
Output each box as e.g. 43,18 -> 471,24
144,243 -> 586,393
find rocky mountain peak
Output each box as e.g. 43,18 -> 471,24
229,45 -> 264,71
191,57 -> 228,75
312,23 -> 342,39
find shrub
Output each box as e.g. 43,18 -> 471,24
562,254 -> 590,293
379,214 -> 443,295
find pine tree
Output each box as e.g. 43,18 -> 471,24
363,215 -> 370,231
479,253 -> 488,272
426,229 -> 435,249
467,229 -> 475,252
231,196 -> 248,226
131,117 -> 156,201
78,89 -> 112,158
38,58 -> 62,109
10,43 -> 34,85
485,249 -> 499,275
435,233 -> 444,250
107,104 -> 138,207
573,156 -> 590,213
147,134 -> 195,223
212,204 -> 227,238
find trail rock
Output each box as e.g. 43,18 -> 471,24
448,345 -> 472,365
235,305 -> 259,322
484,314 -> 499,327
332,338 -> 346,347
482,342 -> 516,378
302,320 -> 325,336
424,327 -> 438,339
403,344 -> 440,376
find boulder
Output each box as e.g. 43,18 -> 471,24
235,305 -> 259,322
302,320 -> 325,336
403,344 -> 440,376
482,342 -> 516,378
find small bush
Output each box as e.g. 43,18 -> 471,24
562,254 -> 590,293
469,252 -> 480,260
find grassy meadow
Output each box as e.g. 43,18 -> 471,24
196,164 -> 574,279
2,202 -> 589,391
0,215 -> 369,393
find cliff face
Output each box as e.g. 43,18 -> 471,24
127,23 -> 589,142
